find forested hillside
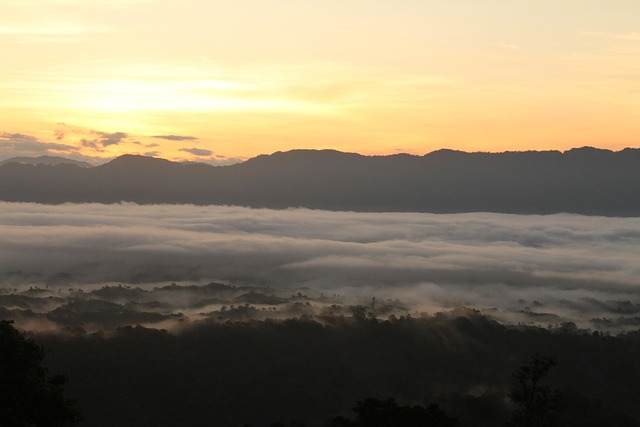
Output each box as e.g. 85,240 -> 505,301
33,311 -> 640,427
2,147 -> 639,215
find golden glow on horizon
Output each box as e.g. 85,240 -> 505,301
67,79 -> 312,114
1,0 -> 639,163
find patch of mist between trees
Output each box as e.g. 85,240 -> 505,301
2,279 -> 640,335
1,202 -> 639,333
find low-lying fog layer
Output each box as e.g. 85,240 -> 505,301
1,202 -> 639,332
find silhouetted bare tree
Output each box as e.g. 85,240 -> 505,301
509,354 -> 562,427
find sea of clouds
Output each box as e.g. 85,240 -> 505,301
1,202 -> 639,328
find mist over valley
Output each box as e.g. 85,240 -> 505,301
2,202 -> 639,334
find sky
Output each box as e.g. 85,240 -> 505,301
2,202 -> 640,330
1,0 -> 639,164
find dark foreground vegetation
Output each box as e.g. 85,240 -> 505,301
0,320 -> 81,426
3,310 -> 637,426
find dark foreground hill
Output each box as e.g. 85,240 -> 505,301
36,312 -> 640,427
1,147 -> 639,215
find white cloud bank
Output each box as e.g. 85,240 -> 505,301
1,202 -> 639,326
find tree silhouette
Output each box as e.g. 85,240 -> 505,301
0,320 -> 81,426
509,354 -> 562,427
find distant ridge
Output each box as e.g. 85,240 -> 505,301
0,155 -> 93,168
1,147 -> 639,216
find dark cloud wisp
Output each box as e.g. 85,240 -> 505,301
94,131 -> 128,147
153,135 -> 198,141
0,132 -> 76,158
180,147 -> 213,156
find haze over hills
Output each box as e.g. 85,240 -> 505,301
0,155 -> 93,168
1,147 -> 639,216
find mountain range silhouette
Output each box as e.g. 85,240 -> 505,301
1,147 -> 639,215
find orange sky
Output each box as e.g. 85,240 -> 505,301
1,0 -> 639,164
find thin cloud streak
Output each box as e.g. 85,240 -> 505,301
153,135 -> 198,141
180,147 -> 212,156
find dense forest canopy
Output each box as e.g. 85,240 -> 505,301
2,294 -> 639,426
24,311 -> 640,427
